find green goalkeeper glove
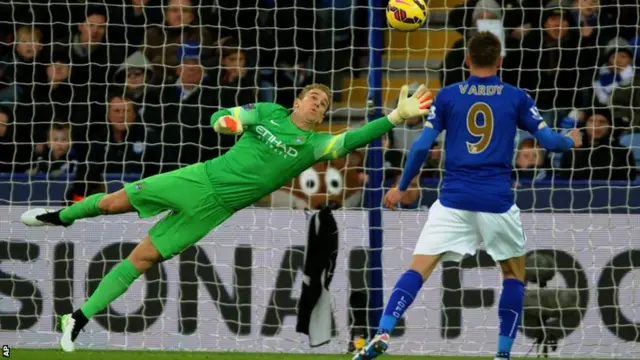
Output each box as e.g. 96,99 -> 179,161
388,84 -> 434,125
213,116 -> 244,135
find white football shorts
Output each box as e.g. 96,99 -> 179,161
414,200 -> 526,262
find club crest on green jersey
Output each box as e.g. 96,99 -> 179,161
256,125 -> 299,158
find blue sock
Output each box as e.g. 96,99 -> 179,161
377,269 -> 424,334
496,278 -> 525,359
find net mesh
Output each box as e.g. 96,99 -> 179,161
1,0 -> 640,357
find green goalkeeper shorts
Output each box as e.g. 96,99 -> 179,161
124,163 -> 234,259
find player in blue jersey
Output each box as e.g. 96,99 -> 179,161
353,32 -> 582,360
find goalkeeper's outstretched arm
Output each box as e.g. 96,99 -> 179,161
321,85 -> 433,159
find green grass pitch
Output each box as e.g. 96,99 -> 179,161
4,351 -> 608,360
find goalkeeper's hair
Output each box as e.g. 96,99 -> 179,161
467,31 -> 502,68
298,83 -> 332,107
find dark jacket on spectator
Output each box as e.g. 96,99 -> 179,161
214,69 -> 257,108
86,122 -> 148,176
27,146 -> 77,177
32,82 -> 75,142
113,3 -> 163,55
0,106 -> 18,173
143,25 -> 213,84
57,35 -> 125,104
615,76 -> 640,129
515,9 -> 599,111
561,134 -> 636,181
143,81 -> 236,174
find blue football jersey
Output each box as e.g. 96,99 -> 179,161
426,75 -> 544,213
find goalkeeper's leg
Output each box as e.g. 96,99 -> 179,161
60,235 -> 161,352
21,190 -> 134,227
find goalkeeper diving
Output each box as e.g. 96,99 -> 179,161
21,83 -> 433,352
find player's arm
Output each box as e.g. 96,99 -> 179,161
518,93 -> 581,151
384,92 -> 445,210
397,125 -> 441,191
210,103 -> 262,135
396,93 -> 445,191
318,85 -> 433,160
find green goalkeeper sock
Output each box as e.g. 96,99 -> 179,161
80,259 -> 142,319
59,193 -> 106,223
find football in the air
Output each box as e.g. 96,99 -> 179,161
386,0 -> 428,32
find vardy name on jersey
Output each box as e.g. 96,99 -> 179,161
427,75 -> 544,213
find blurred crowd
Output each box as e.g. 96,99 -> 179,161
384,0 -> 640,208
0,0 -> 639,207
0,0 -> 365,201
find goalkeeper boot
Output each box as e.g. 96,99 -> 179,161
352,333 -> 390,360
21,208 -> 73,227
60,314 -> 83,352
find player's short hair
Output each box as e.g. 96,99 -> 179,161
467,31 -> 501,68
298,83 -> 332,108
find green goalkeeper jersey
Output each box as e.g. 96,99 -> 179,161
206,102 -> 394,210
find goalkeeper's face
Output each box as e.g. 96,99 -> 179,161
294,89 -> 329,125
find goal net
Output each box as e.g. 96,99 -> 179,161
1,0 -> 640,358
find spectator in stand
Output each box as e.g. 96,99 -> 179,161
30,52 -> 94,176
201,0 -> 259,49
516,1 -> 599,125
60,5 -> 125,104
214,38 -> 256,108
447,0 -> 543,42
0,25 -> 45,97
600,0 -> 639,42
6,26 -> 48,171
561,108 -> 636,181
112,50 -> 157,106
631,32 -> 640,67
26,123 -> 76,178
593,37 -> 640,130
441,0 -> 520,86
69,94 -> 147,201
513,138 -> 551,181
5,26 -> 46,87
30,53 -> 76,156
82,94 -> 149,180
143,42 -> 235,174
0,106 -> 17,173
570,0 -> 613,46
142,0 -> 213,85
113,0 -> 163,55
257,0 -> 319,105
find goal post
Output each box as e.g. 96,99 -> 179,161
365,0 -> 386,341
